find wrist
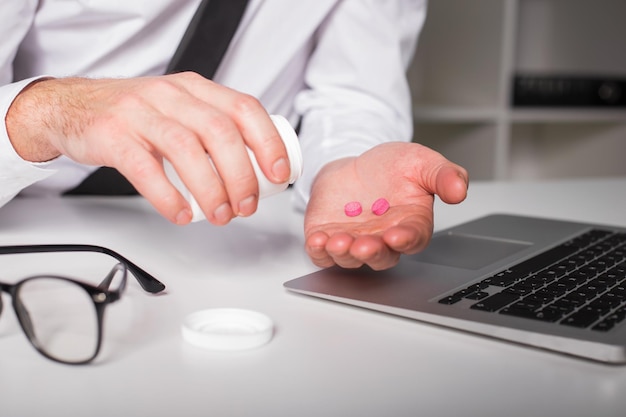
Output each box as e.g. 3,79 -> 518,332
6,77 -> 62,162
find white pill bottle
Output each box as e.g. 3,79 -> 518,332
164,115 -> 303,222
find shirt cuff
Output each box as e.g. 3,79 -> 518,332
0,76 -> 57,203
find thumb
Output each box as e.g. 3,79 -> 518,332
439,163 -> 469,203
420,158 -> 469,204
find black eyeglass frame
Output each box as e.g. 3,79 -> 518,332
0,244 -> 166,365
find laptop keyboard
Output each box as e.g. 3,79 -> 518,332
438,229 -> 626,332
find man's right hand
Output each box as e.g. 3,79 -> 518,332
5,73 -> 291,225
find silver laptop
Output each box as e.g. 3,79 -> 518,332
284,214 -> 626,363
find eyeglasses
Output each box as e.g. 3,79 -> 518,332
0,244 -> 166,365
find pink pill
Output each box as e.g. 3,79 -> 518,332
344,201 -> 362,217
371,198 -> 390,216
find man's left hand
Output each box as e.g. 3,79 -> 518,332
304,142 -> 468,270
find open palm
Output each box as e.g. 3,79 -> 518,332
304,142 -> 468,270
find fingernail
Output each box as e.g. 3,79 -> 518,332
237,195 -> 257,216
175,208 -> 192,225
213,202 -> 233,224
458,172 -> 469,188
272,157 -> 289,182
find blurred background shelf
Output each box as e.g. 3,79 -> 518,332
407,0 -> 626,181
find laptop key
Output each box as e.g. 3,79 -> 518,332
465,291 -> 489,300
512,298 -> 543,310
470,292 -> 520,312
593,320 -> 617,332
561,307 -> 602,328
500,306 -> 563,322
438,294 -> 464,305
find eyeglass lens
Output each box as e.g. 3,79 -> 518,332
16,277 -> 100,363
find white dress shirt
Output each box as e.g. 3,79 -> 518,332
0,0 -> 425,210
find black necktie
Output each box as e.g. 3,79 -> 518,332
64,0 -> 249,196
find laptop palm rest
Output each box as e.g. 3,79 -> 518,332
409,232 -> 530,270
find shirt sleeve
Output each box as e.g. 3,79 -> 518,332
291,0 -> 426,211
0,1 -> 58,209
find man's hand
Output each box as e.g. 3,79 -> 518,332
5,73 -> 291,225
304,142 -> 468,270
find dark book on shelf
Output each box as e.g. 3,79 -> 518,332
512,74 -> 626,107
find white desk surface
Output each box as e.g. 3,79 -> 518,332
1,177 -> 626,417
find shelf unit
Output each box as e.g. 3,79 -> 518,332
407,0 -> 626,181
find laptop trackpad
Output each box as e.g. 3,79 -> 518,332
408,233 -> 531,270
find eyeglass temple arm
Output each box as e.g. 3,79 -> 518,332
96,246 -> 165,294
98,262 -> 128,293
0,245 -> 166,294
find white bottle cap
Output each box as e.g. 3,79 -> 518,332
164,114 -> 302,222
181,308 -> 274,351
